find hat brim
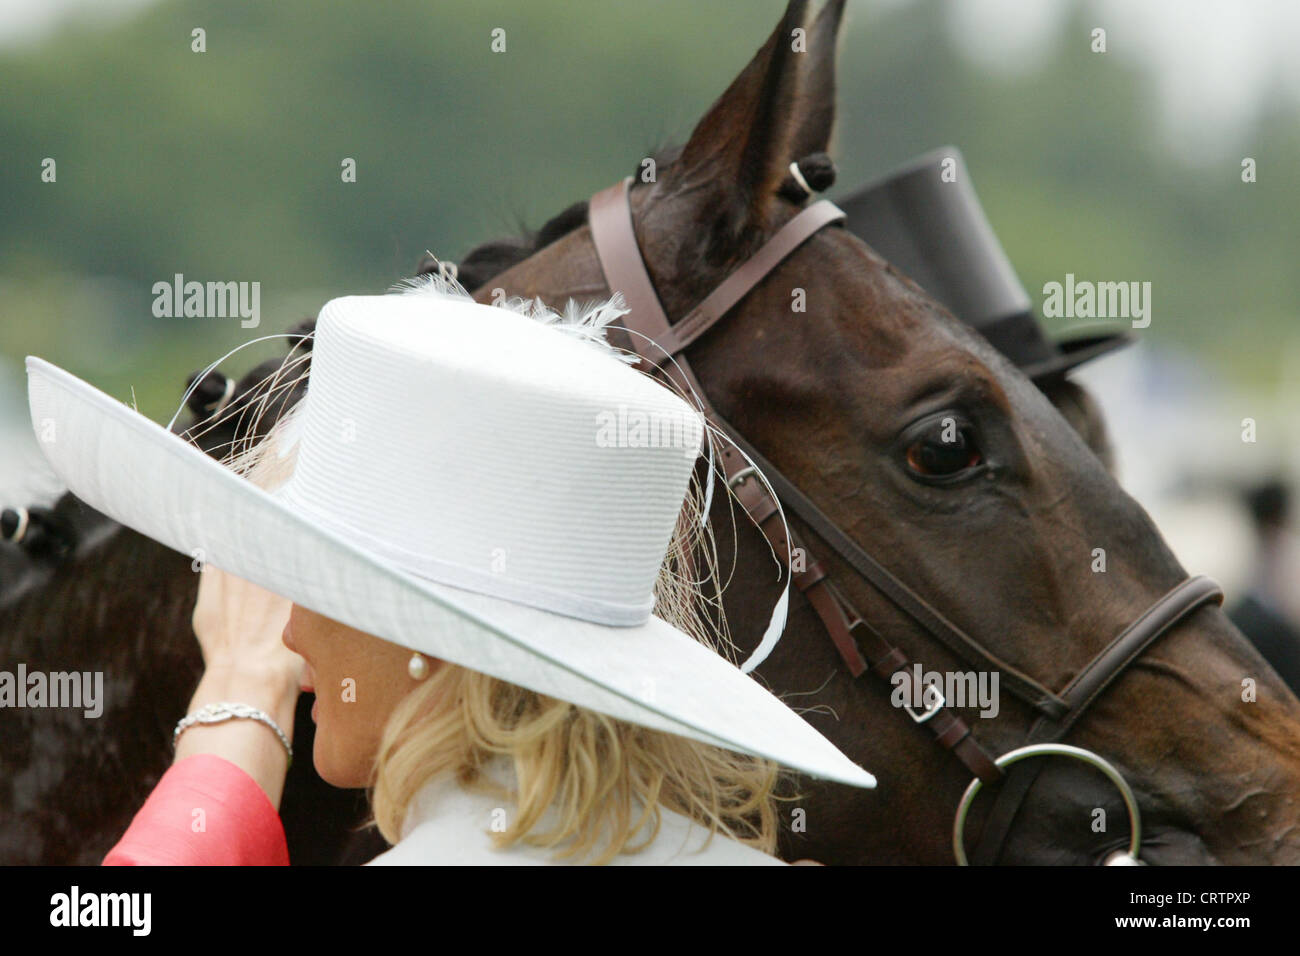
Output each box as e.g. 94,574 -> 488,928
1021,329 -> 1134,381
25,357 -> 874,790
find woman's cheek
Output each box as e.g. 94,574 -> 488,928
324,677 -> 363,756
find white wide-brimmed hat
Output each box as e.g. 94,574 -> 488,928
25,282 -> 875,789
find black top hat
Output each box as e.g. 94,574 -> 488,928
835,147 -> 1131,381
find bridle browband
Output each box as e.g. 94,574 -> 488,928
583,176 -> 1225,864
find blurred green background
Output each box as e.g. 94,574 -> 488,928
1,0 -> 1296,421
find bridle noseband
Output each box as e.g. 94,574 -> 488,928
584,176 -> 1225,864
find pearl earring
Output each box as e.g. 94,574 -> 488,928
408,653 -> 430,681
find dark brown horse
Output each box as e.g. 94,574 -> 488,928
454,0 -> 1300,864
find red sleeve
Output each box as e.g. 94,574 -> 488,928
103,754 -> 290,866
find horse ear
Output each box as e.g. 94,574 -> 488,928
787,0 -> 846,160
668,0 -> 845,262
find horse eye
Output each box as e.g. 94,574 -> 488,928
904,420 -> 982,478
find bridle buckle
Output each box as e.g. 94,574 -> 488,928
727,466 -> 758,491
903,685 -> 945,724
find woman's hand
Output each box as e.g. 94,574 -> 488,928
192,563 -> 300,685
176,565 -> 303,809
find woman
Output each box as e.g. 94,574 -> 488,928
25,280 -> 874,865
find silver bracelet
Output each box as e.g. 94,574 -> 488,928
173,702 -> 293,765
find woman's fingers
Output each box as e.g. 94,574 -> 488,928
191,565 -> 300,682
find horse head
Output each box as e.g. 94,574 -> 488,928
454,0 -> 1300,864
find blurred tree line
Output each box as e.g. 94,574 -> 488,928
1,0 -> 1295,417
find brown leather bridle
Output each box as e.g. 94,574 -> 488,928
584,176 -> 1225,864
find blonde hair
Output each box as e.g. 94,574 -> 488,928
206,303 -> 787,864
364,472 -> 783,863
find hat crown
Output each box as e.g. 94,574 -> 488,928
278,292 -> 703,625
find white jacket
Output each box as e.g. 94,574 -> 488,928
367,758 -> 785,866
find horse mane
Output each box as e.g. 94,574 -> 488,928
429,198 -> 591,293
